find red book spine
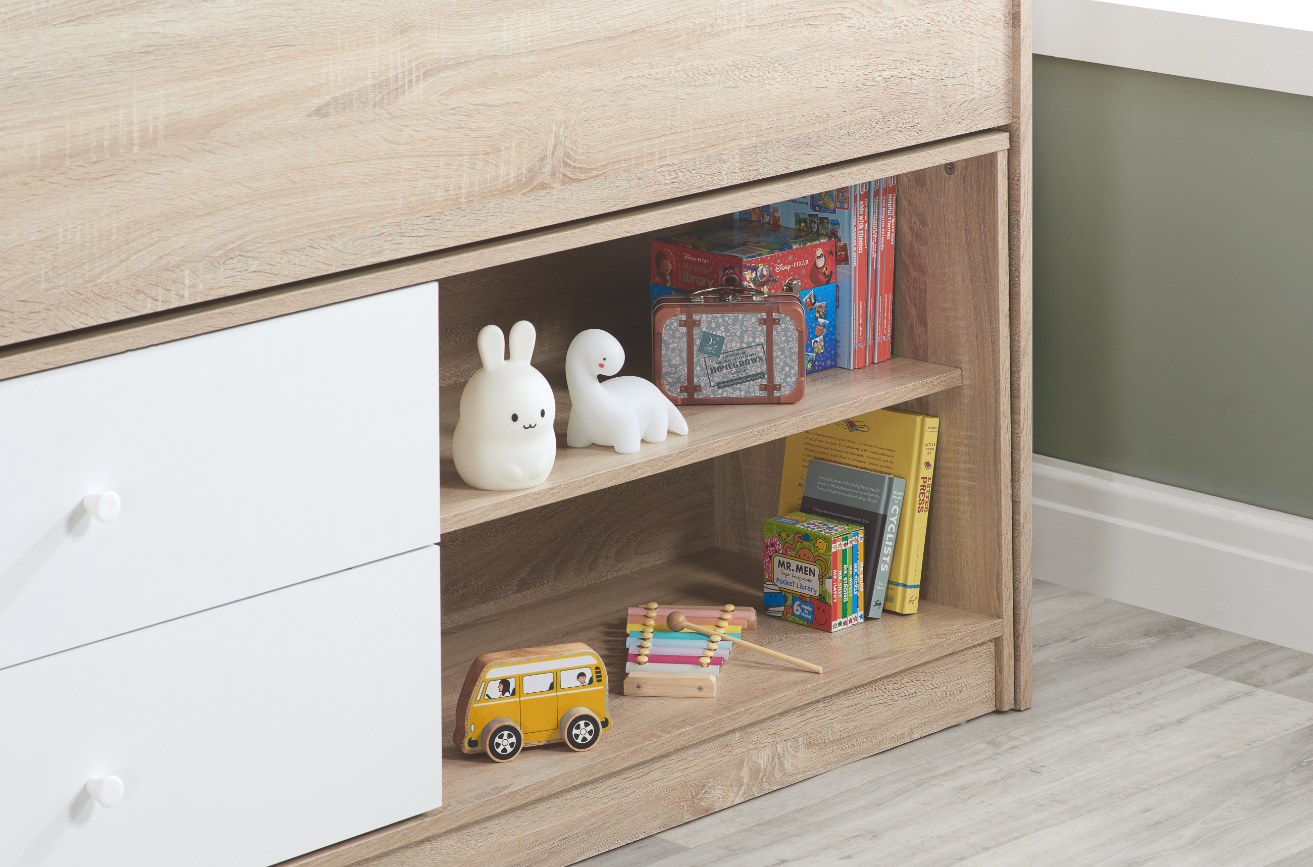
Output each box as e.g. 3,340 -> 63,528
867,181 -> 882,365
877,177 -> 897,363
854,182 -> 870,369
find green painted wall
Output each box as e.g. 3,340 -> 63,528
1033,56 -> 1313,519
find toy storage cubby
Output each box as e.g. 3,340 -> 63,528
283,141 -> 1027,867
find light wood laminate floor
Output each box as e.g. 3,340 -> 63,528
580,581 -> 1313,867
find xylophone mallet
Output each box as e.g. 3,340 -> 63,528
665,611 -> 822,674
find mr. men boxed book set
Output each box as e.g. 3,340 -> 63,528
762,512 -> 863,633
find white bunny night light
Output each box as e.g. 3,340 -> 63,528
452,321 -> 557,491
566,329 -> 688,454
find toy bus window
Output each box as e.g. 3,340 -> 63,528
523,672 -> 554,695
560,667 -> 592,689
482,678 -> 516,700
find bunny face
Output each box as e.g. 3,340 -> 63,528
470,364 -> 555,436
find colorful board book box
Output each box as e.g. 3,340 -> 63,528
736,177 -> 897,368
763,512 -> 864,633
650,223 -> 837,296
736,184 -> 871,371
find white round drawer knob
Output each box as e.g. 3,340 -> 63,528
82,491 -> 121,523
85,776 -> 124,808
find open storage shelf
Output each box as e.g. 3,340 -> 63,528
287,140 -> 1025,867
441,549 -> 1000,822
440,357 -> 961,532
289,548 -> 1001,867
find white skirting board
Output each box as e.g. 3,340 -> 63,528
1033,455 -> 1313,655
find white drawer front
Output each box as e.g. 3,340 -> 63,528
0,282 -> 439,669
0,545 -> 442,867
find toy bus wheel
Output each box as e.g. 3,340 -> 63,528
560,708 -> 601,751
481,718 -> 523,763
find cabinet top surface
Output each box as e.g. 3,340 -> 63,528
1,0 -> 1020,349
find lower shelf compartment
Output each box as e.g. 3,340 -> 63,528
284,547 -> 1003,867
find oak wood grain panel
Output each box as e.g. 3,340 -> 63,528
893,152 -> 1014,709
440,358 -> 962,533
277,548 -> 1002,867
341,644 -> 996,867
440,462 -> 714,629
1,0 -> 1010,348
1010,0 -> 1035,711
0,131 -> 1008,382
713,439 -> 788,557
436,232 -> 666,389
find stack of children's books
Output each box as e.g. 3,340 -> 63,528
763,512 -> 865,633
768,407 -> 939,624
622,603 -> 756,699
736,178 -> 898,370
647,175 -> 898,378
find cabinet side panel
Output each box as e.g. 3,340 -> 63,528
1010,0 -> 1035,711
0,0 -> 1011,347
893,152 -> 1014,709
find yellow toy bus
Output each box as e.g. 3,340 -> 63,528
453,642 -> 611,762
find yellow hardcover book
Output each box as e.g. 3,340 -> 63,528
778,409 -> 939,614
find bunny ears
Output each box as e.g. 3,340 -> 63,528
477,321 -> 537,370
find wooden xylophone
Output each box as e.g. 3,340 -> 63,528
622,601 -> 755,698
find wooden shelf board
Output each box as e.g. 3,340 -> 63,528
284,547 -> 1002,867
440,357 -> 962,533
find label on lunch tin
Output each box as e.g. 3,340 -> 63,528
702,343 -> 767,393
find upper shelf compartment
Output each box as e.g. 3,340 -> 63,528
440,358 -> 960,533
0,131 -> 1008,382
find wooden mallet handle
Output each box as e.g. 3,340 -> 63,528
666,611 -> 822,674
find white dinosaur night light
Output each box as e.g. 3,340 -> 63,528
452,321 -> 557,491
565,329 -> 688,454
